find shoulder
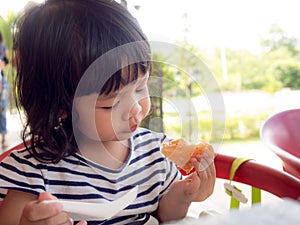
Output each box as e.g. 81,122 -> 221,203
130,128 -> 169,154
0,148 -> 47,196
1,148 -> 43,169
133,127 -> 167,143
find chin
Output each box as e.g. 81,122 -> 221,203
115,131 -> 134,141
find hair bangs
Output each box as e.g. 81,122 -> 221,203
100,61 -> 150,95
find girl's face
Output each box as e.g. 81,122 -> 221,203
75,72 -> 151,143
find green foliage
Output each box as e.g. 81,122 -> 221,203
141,54 -> 177,132
168,40 -> 211,98
223,49 -> 264,90
270,60 -> 300,89
224,114 -> 269,140
202,24 -> 300,93
151,54 -> 177,97
144,25 -> 300,140
0,13 -> 18,111
260,24 -> 299,56
0,13 -> 15,50
163,111 -> 269,141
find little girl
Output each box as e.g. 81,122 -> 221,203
0,0 -> 215,224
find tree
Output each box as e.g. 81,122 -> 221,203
140,53 -> 175,132
269,60 -> 300,90
260,24 -> 299,57
258,24 -> 300,91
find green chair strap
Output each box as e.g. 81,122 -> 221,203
225,157 -> 261,209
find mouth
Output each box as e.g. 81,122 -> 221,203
130,125 -> 138,132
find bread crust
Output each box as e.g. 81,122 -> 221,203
162,138 -> 214,173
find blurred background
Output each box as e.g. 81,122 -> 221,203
0,0 -> 300,154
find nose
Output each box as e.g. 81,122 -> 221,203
122,99 -> 142,121
131,100 -> 142,116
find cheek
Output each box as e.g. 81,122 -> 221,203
80,111 -> 115,141
140,97 -> 151,118
77,108 -> 100,140
95,112 -> 113,131
74,94 -> 101,140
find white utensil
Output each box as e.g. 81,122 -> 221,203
43,186 -> 138,219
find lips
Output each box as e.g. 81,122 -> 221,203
130,125 -> 137,132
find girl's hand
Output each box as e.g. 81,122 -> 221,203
19,192 -> 87,225
185,153 -> 216,201
170,153 -> 216,203
155,154 -> 216,222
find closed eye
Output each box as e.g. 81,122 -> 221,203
97,101 -> 120,110
136,87 -> 147,93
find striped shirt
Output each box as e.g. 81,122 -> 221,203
0,128 -> 182,224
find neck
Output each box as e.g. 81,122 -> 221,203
78,137 -> 130,169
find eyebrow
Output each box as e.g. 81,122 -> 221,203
97,91 -> 119,101
97,73 -> 149,101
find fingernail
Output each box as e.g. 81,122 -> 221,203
55,203 -> 63,212
69,218 -> 74,225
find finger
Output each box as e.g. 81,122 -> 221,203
191,156 -> 208,172
209,159 -> 216,176
196,152 -> 214,163
198,153 -> 214,171
23,203 -> 73,224
38,192 -> 57,202
76,220 -> 88,225
184,172 -> 201,195
23,200 -> 63,221
42,211 -> 72,225
204,155 -> 216,177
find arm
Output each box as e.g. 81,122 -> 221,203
0,190 -> 37,225
0,190 -> 87,225
154,180 -> 192,222
156,154 -> 216,222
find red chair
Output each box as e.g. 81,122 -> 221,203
260,109 -> 300,179
215,154 -> 300,200
0,142 -> 25,161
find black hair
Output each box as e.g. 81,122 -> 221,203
14,0 -> 151,163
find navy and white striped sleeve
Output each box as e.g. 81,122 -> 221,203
0,150 -> 45,199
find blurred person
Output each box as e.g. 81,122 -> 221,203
0,32 -> 7,61
0,32 -> 9,149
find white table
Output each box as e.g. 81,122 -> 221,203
162,199 -> 300,225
